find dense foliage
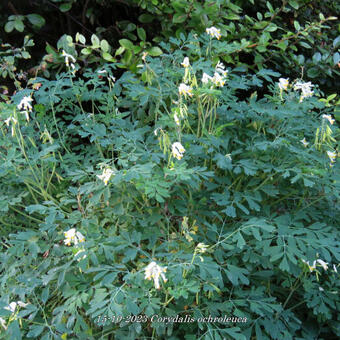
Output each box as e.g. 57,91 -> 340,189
0,1 -> 339,340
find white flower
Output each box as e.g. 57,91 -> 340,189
319,287 -> 324,291
225,154 -> 232,161
5,302 -> 17,313
215,62 -> 228,77
278,78 -> 289,91
327,150 -> 336,164
142,52 -> 148,62
202,72 -> 212,84
97,69 -> 107,74
302,259 -> 316,272
322,114 -> 335,125
178,83 -> 193,97
16,301 -> 28,308
294,81 -> 314,102
17,96 -> 33,112
4,117 -> 17,136
64,228 -> 85,246
74,249 -> 87,261
174,113 -> 180,126
144,261 -> 167,290
4,301 -> 28,314
172,142 -> 185,160
62,50 -> 76,66
212,72 -> 225,87
206,26 -> 221,40
5,117 -> 17,126
181,57 -> 190,68
0,317 -> 6,330
97,168 -> 114,185
316,259 -> 328,270
75,231 -> 85,244
300,137 -> 309,147
195,243 -> 209,254
333,264 -> 338,273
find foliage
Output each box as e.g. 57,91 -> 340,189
1,0 -> 339,94
0,31 -> 339,339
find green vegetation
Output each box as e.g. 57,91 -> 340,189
0,1 -> 339,339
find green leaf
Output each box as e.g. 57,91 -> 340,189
224,205 -> 236,218
126,300 -> 140,315
333,36 -> 340,49
138,14 -> 154,23
294,21 -> 300,31
27,325 -> 45,338
289,0 -> 299,9
225,265 -> 249,286
236,231 -> 246,249
148,47 -> 163,56
5,21 -> 15,33
115,46 -> 125,56
91,34 -> 100,48
76,32 -> 86,44
81,48 -> 92,55
300,42 -> 311,49
60,3 -> 72,12
119,39 -> 134,50
102,52 -> 115,62
307,67 -> 319,78
173,13 -> 187,23
137,27 -> 146,41
26,14 -> 45,28
14,19 -> 24,32
41,287 -> 49,304
8,320 -> 22,340
101,39 -> 109,53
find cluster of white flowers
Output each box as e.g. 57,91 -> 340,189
178,83 -> 193,97
62,50 -> 76,71
202,61 -> 228,87
1,301 -> 29,330
294,81 -> 314,102
64,228 -> 85,246
5,301 -> 28,313
327,150 -> 337,167
302,258 -> 331,272
278,78 -> 289,91
64,228 -> 86,260
206,26 -> 221,40
322,114 -> 335,125
144,261 -> 167,290
172,142 -> 185,160
17,96 -> 33,121
300,137 -> 309,147
97,168 -> 115,185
